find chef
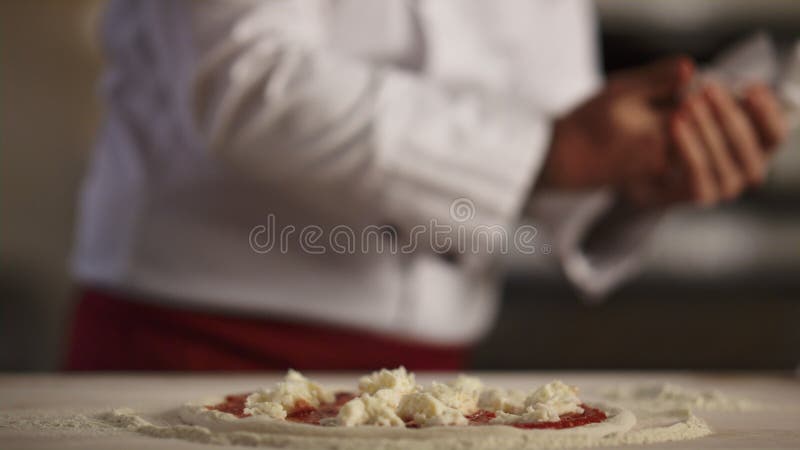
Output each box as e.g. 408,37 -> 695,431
66,0 -> 787,370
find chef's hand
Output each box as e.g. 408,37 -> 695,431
624,82 -> 788,208
668,82 -> 787,205
541,55 -> 788,208
541,56 -> 693,191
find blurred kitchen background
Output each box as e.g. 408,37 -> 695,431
1,0 -> 798,371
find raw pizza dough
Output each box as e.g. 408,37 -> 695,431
179,398 -> 634,441
100,403 -> 637,450
99,399 -> 712,450
95,368 -> 714,450
177,368 -> 634,440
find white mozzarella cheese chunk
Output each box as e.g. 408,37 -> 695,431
490,403 -> 561,424
335,391 -> 406,427
490,380 -> 584,424
398,393 -> 468,427
244,370 -> 334,417
358,367 -> 418,396
242,399 -> 287,419
524,380 -> 584,417
425,377 -> 482,414
448,375 -> 484,393
477,388 -> 527,414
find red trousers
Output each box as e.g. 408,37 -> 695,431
65,289 -> 468,371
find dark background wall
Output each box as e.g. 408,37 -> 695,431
1,0 -> 102,370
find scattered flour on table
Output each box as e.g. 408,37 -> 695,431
0,410 -> 114,435
598,383 -> 769,412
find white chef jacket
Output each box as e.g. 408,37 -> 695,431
72,0 -> 652,345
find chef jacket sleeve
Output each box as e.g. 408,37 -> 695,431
186,0 -> 549,253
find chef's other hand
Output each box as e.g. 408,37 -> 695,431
540,56 -> 694,191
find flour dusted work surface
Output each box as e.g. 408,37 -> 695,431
1,372 -> 799,449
